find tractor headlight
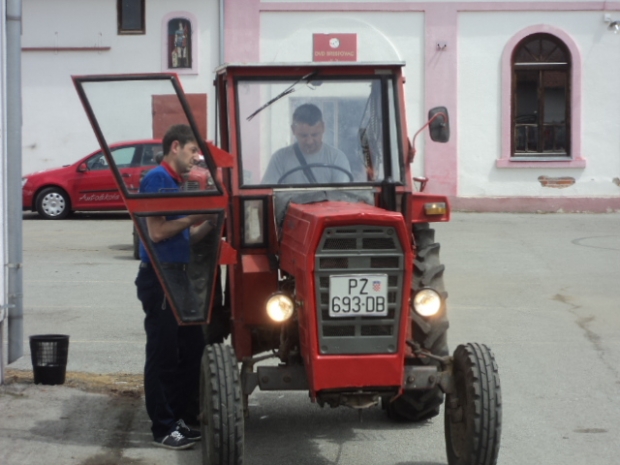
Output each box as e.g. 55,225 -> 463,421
266,293 -> 294,322
413,289 -> 442,317
424,202 -> 447,216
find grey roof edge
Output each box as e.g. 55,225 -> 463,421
215,61 -> 406,73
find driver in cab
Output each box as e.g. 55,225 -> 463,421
261,103 -> 352,184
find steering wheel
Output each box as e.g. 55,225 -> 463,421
277,163 -> 354,184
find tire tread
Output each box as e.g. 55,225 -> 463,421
201,344 -> 244,465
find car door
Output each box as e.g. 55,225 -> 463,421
72,145 -> 138,210
131,143 -> 162,190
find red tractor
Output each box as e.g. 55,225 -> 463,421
74,62 -> 501,465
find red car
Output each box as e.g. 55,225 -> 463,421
22,140 -> 162,219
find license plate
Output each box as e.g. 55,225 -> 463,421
329,274 -> 388,317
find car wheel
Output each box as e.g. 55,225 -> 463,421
36,187 -> 71,220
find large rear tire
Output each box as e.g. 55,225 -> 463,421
445,343 -> 502,465
200,344 -> 244,465
386,223 -> 449,422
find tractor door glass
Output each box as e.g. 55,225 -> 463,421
79,79 -> 216,196
237,76 -> 402,187
134,212 -> 224,323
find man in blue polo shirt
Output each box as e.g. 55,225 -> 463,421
135,124 -> 213,450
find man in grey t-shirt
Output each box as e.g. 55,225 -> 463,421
261,104 -> 352,185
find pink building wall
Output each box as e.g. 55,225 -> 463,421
223,1 -> 620,212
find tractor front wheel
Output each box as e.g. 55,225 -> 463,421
200,344 -> 244,465
445,343 -> 501,465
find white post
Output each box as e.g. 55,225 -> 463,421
6,0 -> 23,370
1,0 -> 8,384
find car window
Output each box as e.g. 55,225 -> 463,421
87,152 -> 109,170
111,146 -> 137,168
141,144 -> 162,167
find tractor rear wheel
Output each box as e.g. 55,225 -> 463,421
386,223 -> 449,422
200,344 -> 244,465
445,343 -> 501,465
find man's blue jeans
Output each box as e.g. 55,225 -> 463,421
135,265 -> 205,439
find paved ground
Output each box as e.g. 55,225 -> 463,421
1,211 -> 620,465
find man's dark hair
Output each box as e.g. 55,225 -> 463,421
292,104 -> 323,126
162,124 -> 197,155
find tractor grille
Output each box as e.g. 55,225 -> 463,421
315,226 -> 404,355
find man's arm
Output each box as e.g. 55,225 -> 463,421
189,218 -> 217,244
146,214 -> 211,243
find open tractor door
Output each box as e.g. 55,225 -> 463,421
75,63 -> 501,465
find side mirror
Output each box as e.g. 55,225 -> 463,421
77,163 -> 88,172
428,107 -> 450,143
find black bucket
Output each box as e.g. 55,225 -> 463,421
29,334 -> 70,385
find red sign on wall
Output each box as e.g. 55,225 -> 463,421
313,34 -> 357,62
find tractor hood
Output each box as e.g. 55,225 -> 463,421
279,199 -> 411,277
273,189 -> 374,227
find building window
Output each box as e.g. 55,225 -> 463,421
512,34 -> 570,158
118,0 -> 145,35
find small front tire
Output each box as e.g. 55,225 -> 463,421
35,187 -> 71,220
200,344 -> 244,465
445,343 -> 502,465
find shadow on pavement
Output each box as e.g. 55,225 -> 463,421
28,394 -> 142,448
244,392 -> 447,465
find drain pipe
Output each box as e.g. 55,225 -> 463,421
0,0 -> 6,384
219,0 -> 224,64
6,0 -> 23,368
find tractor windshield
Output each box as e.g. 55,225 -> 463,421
237,74 -> 403,187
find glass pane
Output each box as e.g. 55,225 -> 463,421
527,126 -> 538,152
238,76 -> 401,186
556,125 -> 567,151
141,144 -> 162,166
514,35 -> 567,63
121,0 -> 143,31
80,79 -> 215,196
111,146 -> 136,167
515,71 -> 539,124
542,71 -> 567,123
136,212 -> 224,323
87,153 -> 108,170
540,39 -> 565,62
543,126 -> 554,152
515,126 -> 526,152
386,81 -> 402,182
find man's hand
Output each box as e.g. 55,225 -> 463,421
190,217 -> 217,244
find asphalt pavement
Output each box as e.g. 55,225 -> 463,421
1,211 -> 620,465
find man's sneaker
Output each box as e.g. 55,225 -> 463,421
153,430 -> 195,450
176,419 -> 201,442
